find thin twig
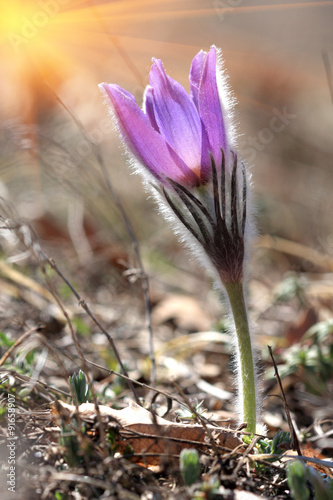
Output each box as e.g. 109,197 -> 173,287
59,348 -> 248,443
46,88 -> 156,387
43,255 -> 140,404
0,368 -> 68,401
41,265 -> 110,456
0,326 -> 39,366
231,435 -> 261,479
268,345 -> 302,456
96,155 -> 156,387
322,50 -> 333,104
251,453 -> 333,470
172,380 -> 222,458
60,348 -> 187,410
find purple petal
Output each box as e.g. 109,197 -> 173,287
99,83 -> 200,186
189,50 -> 213,179
148,58 -> 202,176
190,46 -> 228,170
143,86 -> 160,133
189,49 -> 206,109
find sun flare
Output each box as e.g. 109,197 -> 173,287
0,0 -> 152,121
0,0 -> 194,120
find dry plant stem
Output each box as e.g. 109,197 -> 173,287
224,281 -> 256,434
41,266 -> 109,457
268,345 -> 302,455
45,257 -> 140,404
63,350 -> 194,413
0,369 -> 70,398
50,90 -> 156,386
97,157 -> 156,386
0,326 -> 38,366
172,380 -> 221,458
322,50 -> 333,103
0,204 -> 141,399
258,234 -> 333,271
231,435 -> 261,480
252,454 -> 333,471
62,350 -> 255,444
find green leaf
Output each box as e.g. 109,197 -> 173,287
0,331 -> 15,348
271,430 -> 292,455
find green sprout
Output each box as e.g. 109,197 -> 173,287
175,399 -> 207,422
258,430 -> 292,457
267,319 -> 333,395
59,423 -> 82,468
107,427 -> 120,456
180,448 -> 201,486
287,459 -> 332,500
195,476 -> 221,499
69,370 -> 90,405
287,460 -> 310,500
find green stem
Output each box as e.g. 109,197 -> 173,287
224,281 -> 257,433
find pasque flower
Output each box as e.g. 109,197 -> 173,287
99,46 -> 231,188
100,46 -> 261,433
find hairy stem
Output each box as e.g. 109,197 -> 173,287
224,281 -> 257,433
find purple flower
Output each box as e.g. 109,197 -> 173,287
99,46 -> 231,187
100,49 -> 260,434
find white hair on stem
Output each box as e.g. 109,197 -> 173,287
134,155 -> 264,432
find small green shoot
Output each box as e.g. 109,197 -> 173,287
180,448 -> 201,486
123,443 -> 134,458
69,370 -> 90,405
54,491 -> 67,500
175,399 -> 207,422
287,460 -> 333,500
287,460 -> 310,500
258,430 -> 292,456
107,427 -> 120,456
59,423 -> 82,468
196,476 -> 221,499
256,431 -> 292,470
266,319 -> 333,396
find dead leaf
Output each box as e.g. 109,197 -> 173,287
152,294 -> 212,331
53,401 -> 243,466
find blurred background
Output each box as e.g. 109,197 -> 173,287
1,0 -> 332,247
1,0 -> 333,334
0,0 -> 333,438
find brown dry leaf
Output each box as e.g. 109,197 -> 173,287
281,447 -> 333,478
53,401 -> 243,466
152,294 -> 212,331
